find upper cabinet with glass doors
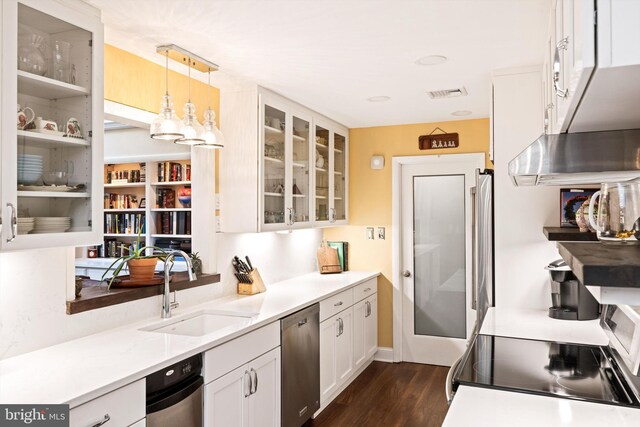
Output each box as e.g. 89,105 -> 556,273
220,86 -> 348,233
1,0 -> 103,250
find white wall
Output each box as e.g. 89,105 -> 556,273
0,228 -> 321,359
493,68 -> 560,310
104,127 -> 191,162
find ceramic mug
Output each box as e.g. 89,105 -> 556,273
17,104 -> 35,130
34,117 -> 58,132
588,181 -> 640,243
270,118 -> 282,129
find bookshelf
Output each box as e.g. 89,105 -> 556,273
96,159 -> 193,258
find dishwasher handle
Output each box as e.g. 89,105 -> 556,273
146,375 -> 204,414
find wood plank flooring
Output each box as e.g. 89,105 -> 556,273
309,362 -> 450,427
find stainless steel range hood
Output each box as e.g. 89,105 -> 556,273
508,129 -> 640,186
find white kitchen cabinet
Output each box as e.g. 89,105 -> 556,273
353,293 -> 378,372
220,86 -> 348,233
319,307 -> 353,405
0,0 -> 104,250
204,347 -> 281,427
69,379 -> 145,427
364,294 -> 378,360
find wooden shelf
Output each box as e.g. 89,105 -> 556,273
17,70 -> 90,99
17,130 -> 89,147
103,233 -> 144,237
292,162 -> 306,168
104,209 -> 145,213
543,227 -> 598,242
67,272 -> 221,315
293,194 -> 306,198
151,234 -> 191,238
150,181 -> 191,186
334,149 -> 343,154
151,208 -> 192,212
557,242 -> 640,287
264,156 -> 284,164
105,182 -> 145,188
17,190 -> 89,198
315,195 -> 327,199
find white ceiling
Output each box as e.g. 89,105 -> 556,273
87,0 -> 551,128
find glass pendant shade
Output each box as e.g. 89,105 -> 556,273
175,102 -> 205,145
199,107 -> 224,149
150,94 -> 184,140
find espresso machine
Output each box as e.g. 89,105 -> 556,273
546,259 -> 600,320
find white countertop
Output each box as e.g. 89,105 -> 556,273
0,271 -> 378,407
480,307 -> 609,345
443,386 -> 639,427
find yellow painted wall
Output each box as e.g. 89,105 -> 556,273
323,118 -> 491,348
104,44 -> 221,190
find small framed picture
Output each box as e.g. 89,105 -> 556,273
560,188 -> 596,227
139,198 -> 146,209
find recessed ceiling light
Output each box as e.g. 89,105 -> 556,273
451,110 -> 472,116
415,55 -> 448,66
367,96 -> 391,102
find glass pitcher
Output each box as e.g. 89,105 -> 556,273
588,181 -> 640,243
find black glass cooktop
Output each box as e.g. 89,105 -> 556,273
454,334 -> 640,407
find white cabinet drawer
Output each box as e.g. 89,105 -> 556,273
204,321 -> 280,383
353,278 -> 377,303
70,379 -> 145,427
320,289 -> 353,322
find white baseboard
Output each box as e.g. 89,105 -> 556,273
374,347 -> 394,363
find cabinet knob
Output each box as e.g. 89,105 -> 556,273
402,270 -> 411,278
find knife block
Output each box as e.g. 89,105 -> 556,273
237,268 -> 267,295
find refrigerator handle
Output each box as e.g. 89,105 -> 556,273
471,186 -> 478,311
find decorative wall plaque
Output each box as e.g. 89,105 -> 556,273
419,127 -> 459,150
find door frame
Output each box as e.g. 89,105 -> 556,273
391,153 -> 485,362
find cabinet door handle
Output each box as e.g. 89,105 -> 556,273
250,368 -> 258,394
329,208 -> 337,223
364,287 -> 371,292
334,301 -> 343,307
90,414 -> 110,427
244,370 -> 251,397
6,203 -> 17,243
290,208 -> 295,225
365,301 -> 371,318
553,37 -> 569,99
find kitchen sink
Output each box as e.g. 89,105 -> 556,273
140,310 -> 257,337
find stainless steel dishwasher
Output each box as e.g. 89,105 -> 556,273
146,353 -> 203,427
281,303 -> 320,427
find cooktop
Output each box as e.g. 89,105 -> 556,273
454,334 -> 640,408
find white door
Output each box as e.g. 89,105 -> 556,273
247,347 -> 281,427
352,299 -> 367,371
335,307 -> 353,385
401,154 -> 483,366
204,364 -> 249,427
365,294 -> 378,359
319,316 -> 338,404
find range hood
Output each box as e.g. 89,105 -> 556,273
508,129 -> 640,186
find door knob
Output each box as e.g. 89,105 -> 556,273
402,270 -> 411,278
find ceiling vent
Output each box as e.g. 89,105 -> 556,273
427,87 -> 468,99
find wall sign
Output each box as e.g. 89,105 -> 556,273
419,127 -> 459,150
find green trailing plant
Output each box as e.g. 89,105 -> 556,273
101,225 -> 168,291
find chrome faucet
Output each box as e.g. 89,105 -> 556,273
162,250 -> 197,319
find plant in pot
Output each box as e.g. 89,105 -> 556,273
190,252 -> 203,275
101,226 -> 168,290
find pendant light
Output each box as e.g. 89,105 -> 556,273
150,51 -> 184,140
199,70 -> 225,149
175,57 -> 205,145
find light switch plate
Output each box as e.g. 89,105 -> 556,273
378,227 -> 385,240
367,227 -> 375,240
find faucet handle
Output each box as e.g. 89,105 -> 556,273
170,291 -> 179,310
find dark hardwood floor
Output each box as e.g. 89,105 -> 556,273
309,362 -> 450,427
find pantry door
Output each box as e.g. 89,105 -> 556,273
400,154 -> 483,366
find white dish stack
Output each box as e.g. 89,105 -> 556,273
32,217 -> 71,234
18,154 -> 43,184
17,217 -> 35,234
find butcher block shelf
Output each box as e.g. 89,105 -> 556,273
67,272 -> 221,314
543,227 -> 598,242
557,242 -> 640,287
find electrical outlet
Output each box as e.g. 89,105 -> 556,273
378,227 -> 386,240
215,193 -> 221,210
367,227 -> 375,240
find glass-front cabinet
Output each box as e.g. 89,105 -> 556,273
1,0 -> 103,250
260,93 -> 313,230
313,121 -> 348,226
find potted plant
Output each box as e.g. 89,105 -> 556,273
190,252 -> 203,275
102,226 -> 167,290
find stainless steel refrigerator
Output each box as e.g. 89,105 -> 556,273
445,168 -> 494,401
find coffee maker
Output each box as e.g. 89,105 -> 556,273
546,259 -> 600,320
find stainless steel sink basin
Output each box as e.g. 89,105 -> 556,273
140,310 -> 257,337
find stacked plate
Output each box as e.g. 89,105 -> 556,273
18,154 -> 43,184
17,217 -> 35,235
32,217 -> 71,234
